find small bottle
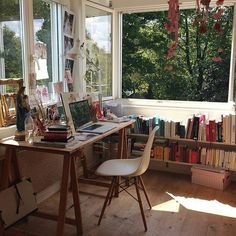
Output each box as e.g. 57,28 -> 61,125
25,114 -> 34,143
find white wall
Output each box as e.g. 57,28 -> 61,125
106,99 -> 236,125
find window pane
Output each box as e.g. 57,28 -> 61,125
85,5 -> 112,98
122,7 -> 233,102
33,0 -> 53,102
0,0 -> 23,91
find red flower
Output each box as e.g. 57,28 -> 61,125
216,0 -> 224,5
199,23 -> 207,33
213,8 -> 224,20
212,56 -> 222,62
213,22 -> 221,32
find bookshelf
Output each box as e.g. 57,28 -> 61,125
126,113 -> 236,172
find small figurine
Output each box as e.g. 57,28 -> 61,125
16,86 -> 30,132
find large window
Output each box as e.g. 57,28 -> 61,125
85,5 -> 112,98
0,0 -> 23,86
122,6 -> 234,102
0,0 -> 63,100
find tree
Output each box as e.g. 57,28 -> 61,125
122,6 -> 233,102
2,26 -> 22,78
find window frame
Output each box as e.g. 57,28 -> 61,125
116,2 -> 236,110
85,1 -> 114,100
17,0 -> 64,97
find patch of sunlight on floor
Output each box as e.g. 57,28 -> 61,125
152,199 -> 180,212
160,192 -> 236,218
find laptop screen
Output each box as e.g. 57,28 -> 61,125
69,100 -> 92,130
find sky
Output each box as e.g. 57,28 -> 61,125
3,19 -> 44,39
86,15 -> 111,54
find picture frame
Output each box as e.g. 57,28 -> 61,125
60,92 -> 82,133
63,9 -> 75,38
64,35 -> 74,55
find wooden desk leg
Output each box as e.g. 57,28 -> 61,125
56,154 -> 70,236
0,147 -> 14,191
117,129 -> 125,159
70,156 -> 83,235
122,128 -> 128,159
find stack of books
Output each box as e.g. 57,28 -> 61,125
42,125 -> 73,143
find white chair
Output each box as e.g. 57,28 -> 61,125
95,126 -> 159,231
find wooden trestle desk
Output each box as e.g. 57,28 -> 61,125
0,120 -> 134,236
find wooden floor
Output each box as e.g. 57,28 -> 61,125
6,170 -> 236,236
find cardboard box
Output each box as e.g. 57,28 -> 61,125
191,166 -> 231,190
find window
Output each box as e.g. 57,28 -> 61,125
0,0 -> 63,100
33,0 -> 62,102
85,5 -> 112,98
0,0 -> 23,92
122,6 -> 234,102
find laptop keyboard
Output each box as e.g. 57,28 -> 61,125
82,124 -> 103,131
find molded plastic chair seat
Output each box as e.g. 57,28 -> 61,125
95,157 -> 142,177
95,126 -> 159,232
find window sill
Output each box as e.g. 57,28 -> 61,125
0,125 -> 16,140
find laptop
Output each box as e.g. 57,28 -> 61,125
69,99 -> 117,134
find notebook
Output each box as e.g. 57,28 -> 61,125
69,99 -> 117,134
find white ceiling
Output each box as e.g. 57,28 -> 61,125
112,0 -> 236,10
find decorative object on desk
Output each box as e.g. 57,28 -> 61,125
25,113 -> 34,143
15,87 -> 31,141
31,111 -> 46,136
47,104 -> 60,121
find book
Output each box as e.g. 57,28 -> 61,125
44,131 -> 72,139
41,136 -> 74,143
47,124 -> 70,131
33,138 -> 76,148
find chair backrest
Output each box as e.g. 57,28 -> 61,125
133,125 -> 159,176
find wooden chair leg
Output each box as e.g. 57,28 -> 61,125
98,176 -> 116,225
108,177 -> 117,205
134,177 -> 147,232
138,176 -> 152,209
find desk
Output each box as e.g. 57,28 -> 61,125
0,120 -> 134,236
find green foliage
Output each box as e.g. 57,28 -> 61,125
2,26 -> 23,78
122,7 -> 233,102
34,0 -> 52,83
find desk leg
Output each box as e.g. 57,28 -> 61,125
117,128 -> 125,159
56,154 -> 70,236
70,156 -> 83,235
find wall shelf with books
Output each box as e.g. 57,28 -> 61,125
128,113 -> 236,172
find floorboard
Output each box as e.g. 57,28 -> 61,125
6,170 -> 236,236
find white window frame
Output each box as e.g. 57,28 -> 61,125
21,0 -> 63,96
115,2 -> 236,112
85,1 -> 114,100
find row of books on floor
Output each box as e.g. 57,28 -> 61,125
131,114 -> 236,144
131,142 -> 236,170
